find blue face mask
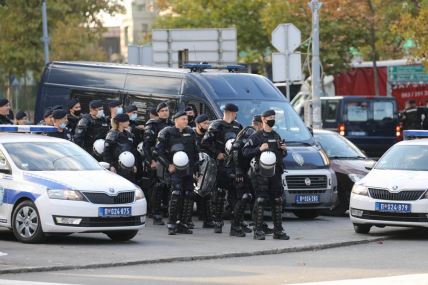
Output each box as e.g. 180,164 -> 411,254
59,122 -> 67,129
116,107 -> 123,115
130,113 -> 138,121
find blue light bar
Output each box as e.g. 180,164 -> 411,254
0,125 -> 57,133
403,130 -> 428,140
183,63 -> 245,73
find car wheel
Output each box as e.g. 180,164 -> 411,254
353,223 -> 371,234
105,230 -> 139,242
293,210 -> 320,219
12,200 -> 46,243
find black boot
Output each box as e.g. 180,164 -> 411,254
253,197 -> 266,240
262,223 -> 274,235
151,183 -> 165,225
203,197 -> 215,228
213,190 -> 226,234
272,198 -> 289,240
176,221 -> 193,234
230,200 -> 246,237
241,221 -> 253,233
168,191 -> 180,234
183,196 -> 194,229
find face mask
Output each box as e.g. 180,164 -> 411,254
267,120 -> 275,128
116,107 -> 123,115
96,110 -> 104,118
188,115 -> 194,122
130,113 -> 138,121
74,110 -> 81,116
59,122 -> 67,129
199,127 -> 207,133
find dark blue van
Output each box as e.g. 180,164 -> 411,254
36,61 -> 337,218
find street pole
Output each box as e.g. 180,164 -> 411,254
42,0 -> 49,65
309,0 -> 322,129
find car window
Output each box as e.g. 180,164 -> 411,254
376,145 -> 428,171
373,101 -> 394,121
346,101 -> 368,122
323,101 -> 339,122
0,150 -> 11,173
314,133 -> 365,158
3,142 -> 102,171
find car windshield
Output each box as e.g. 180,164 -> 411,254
314,132 -> 366,159
216,100 -> 313,144
3,142 -> 102,171
375,145 -> 428,171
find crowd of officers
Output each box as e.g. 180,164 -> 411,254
0,97 -> 290,240
400,99 -> 428,130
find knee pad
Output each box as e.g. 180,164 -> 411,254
273,197 -> 282,205
255,197 -> 265,206
171,190 -> 181,197
242,193 -> 252,202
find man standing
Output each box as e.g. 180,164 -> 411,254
401,99 -> 423,130
66,98 -> 82,135
156,111 -> 199,235
47,109 -> 73,141
185,105 -> 196,128
243,110 -> 289,240
0,99 -> 13,125
201,103 -> 242,233
126,105 -> 144,145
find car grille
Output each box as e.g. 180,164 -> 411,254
82,191 -> 135,204
285,175 -> 327,189
357,210 -> 428,223
288,190 -> 326,194
368,188 -> 425,201
79,216 -> 144,227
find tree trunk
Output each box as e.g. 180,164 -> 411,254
367,0 -> 380,96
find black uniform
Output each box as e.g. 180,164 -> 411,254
143,118 -> 173,224
201,119 -> 243,233
67,114 -> 81,136
103,129 -> 137,183
0,114 -> 13,125
74,114 -> 110,157
129,121 -> 144,147
401,107 -> 424,130
243,129 -> 289,240
156,126 -> 199,235
47,127 -> 73,141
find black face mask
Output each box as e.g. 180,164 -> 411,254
188,115 -> 194,122
266,119 -> 275,128
74,110 -> 81,116
199,127 -> 207,133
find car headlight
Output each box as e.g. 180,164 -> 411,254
348,173 -> 365,183
47,189 -> 86,201
135,188 -> 145,200
351,184 -> 368,196
319,150 -> 330,166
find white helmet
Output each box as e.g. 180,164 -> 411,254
93,139 -> 105,156
118,151 -> 135,168
137,142 -> 144,156
173,151 -> 189,170
259,151 -> 277,177
225,139 -> 235,155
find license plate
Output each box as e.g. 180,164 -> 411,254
349,131 -> 366,136
98,207 -> 132,217
375,202 -> 411,213
295,195 -> 320,204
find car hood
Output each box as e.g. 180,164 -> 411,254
361,169 -> 428,190
330,159 -> 373,175
22,170 -> 136,192
283,146 -> 326,169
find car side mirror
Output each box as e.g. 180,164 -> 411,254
364,161 -> 375,170
99,162 -> 110,170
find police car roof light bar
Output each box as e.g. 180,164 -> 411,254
183,63 -> 245,73
403,130 -> 428,140
0,125 -> 58,133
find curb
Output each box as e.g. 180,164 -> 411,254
0,237 -> 386,275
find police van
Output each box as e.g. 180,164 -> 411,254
35,61 -> 337,218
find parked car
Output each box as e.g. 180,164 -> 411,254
350,138 -> 428,234
314,129 -> 374,215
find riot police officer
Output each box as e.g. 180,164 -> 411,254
185,105 -> 196,128
107,100 -> 123,127
143,102 -> 173,225
243,109 -> 290,240
15,111 -> 29,125
401,99 -> 423,130
48,109 -> 73,141
126,105 -> 144,146
103,113 -> 138,183
201,103 -> 242,233
66,98 -> 82,136
74,100 -> 110,158
0,99 -> 13,125
38,108 -> 54,126
156,111 -> 199,235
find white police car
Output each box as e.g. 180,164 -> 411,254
350,137 -> 428,234
0,126 -> 146,243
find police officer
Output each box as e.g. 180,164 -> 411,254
103,113 -> 138,183
74,100 -> 110,157
201,103 -> 242,233
66,98 -> 82,136
243,109 -> 289,240
194,114 -> 209,144
143,102 -> 173,225
107,100 -> 123,127
126,105 -> 144,146
185,105 -> 196,128
15,111 -> 29,125
0,99 -> 13,125
156,111 -> 199,235
401,99 -> 423,130
48,109 -> 73,141
230,115 -> 265,236
38,108 -> 54,126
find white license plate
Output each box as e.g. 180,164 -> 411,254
98,207 -> 132,217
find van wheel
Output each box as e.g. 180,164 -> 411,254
353,223 -> 371,234
12,201 -> 46,243
293,210 -> 319,219
105,230 -> 139,242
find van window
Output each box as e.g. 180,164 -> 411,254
185,99 -> 216,121
126,95 -> 177,122
373,101 -> 394,121
125,74 -> 182,95
346,101 -> 368,122
323,100 -> 339,122
70,90 -> 121,114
